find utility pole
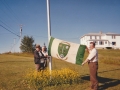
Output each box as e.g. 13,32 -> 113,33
20,25 -> 22,52
14,38 -> 16,53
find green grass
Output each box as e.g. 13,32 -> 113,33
0,50 -> 120,90
98,49 -> 120,65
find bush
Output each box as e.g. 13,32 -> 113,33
24,68 -> 81,89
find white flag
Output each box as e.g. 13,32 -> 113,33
48,37 -> 86,65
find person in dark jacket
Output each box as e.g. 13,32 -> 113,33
34,44 -> 46,71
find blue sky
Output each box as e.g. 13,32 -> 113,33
0,0 -> 120,53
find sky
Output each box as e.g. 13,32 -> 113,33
0,0 -> 120,53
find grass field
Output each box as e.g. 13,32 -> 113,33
0,50 -> 120,90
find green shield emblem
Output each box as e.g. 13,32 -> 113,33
58,42 -> 70,58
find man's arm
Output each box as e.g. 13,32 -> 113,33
34,51 -> 40,59
40,55 -> 47,59
82,59 -> 89,65
40,51 -> 47,59
82,49 -> 96,66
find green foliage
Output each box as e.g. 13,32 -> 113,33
20,36 -> 35,53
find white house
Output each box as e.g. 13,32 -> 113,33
80,32 -> 120,49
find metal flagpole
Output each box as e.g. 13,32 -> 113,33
47,0 -> 51,41
46,0 -> 52,76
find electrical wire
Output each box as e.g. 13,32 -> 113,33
0,24 -> 20,37
0,19 -> 16,32
22,33 -> 79,39
1,0 -> 21,24
0,7 -> 19,25
22,33 -> 48,38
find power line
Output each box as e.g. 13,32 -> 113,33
0,0 -> 22,32
0,24 -> 20,37
22,33 -> 48,38
1,0 -> 21,24
22,33 -> 80,39
0,19 -> 15,32
0,7 -> 19,26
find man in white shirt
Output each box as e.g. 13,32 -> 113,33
42,46 -> 48,68
82,42 -> 98,90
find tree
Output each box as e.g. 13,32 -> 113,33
20,36 -> 35,53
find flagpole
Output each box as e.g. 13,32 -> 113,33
46,0 -> 52,76
46,0 -> 51,41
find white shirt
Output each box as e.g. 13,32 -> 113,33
42,51 -> 48,56
39,51 -> 44,63
87,48 -> 98,62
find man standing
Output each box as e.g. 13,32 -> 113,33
34,45 -> 46,71
42,46 -> 48,68
82,42 -> 98,90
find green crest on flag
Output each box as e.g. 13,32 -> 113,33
58,42 -> 70,58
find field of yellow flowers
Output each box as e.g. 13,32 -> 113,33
25,68 -> 81,89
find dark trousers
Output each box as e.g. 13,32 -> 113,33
88,62 -> 98,90
40,59 -> 47,70
40,63 -> 45,70
35,64 -> 40,71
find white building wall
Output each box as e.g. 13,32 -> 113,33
80,34 -> 120,49
101,35 -> 106,39
106,35 -> 112,47
106,35 -> 120,49
96,41 -> 109,48
92,36 -> 95,39
86,36 -> 90,40
80,37 -> 86,45
116,36 -> 120,48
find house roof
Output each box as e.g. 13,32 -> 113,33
80,32 -> 120,38
88,39 -> 109,41
106,33 -> 120,35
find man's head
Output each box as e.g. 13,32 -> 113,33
89,42 -> 95,50
36,44 -> 41,51
42,46 -> 46,52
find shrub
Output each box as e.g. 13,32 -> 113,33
24,68 -> 81,89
